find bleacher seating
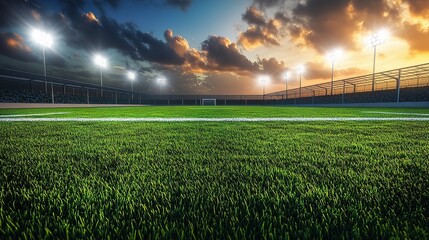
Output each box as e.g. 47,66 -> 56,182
0,90 -> 131,104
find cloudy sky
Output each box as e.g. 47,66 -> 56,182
1,0 -> 429,95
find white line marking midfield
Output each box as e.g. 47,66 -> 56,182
1,117 -> 429,122
0,112 -> 70,118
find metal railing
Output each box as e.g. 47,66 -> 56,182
265,62 -> 429,102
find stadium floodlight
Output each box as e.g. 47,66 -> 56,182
326,48 -> 343,95
93,54 -> 108,97
258,75 -> 270,100
157,77 -> 167,96
127,71 -> 136,100
31,29 -> 54,48
283,71 -> 290,99
297,65 -> 305,98
31,29 -> 54,103
367,29 -> 390,92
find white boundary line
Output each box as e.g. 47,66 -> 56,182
363,111 -> 429,116
1,117 -> 429,122
0,112 -> 70,118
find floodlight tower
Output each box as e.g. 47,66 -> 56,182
327,49 -> 343,95
31,29 -> 54,103
368,29 -> 389,92
258,75 -> 270,100
283,71 -> 290,99
127,71 -> 136,100
297,65 -> 305,98
93,54 -> 108,97
157,77 -> 166,96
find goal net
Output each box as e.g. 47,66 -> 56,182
201,99 -> 216,106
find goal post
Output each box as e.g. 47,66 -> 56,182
201,98 -> 216,106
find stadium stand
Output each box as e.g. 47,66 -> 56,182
1,63 -> 428,105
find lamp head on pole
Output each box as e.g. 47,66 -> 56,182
297,65 -> 305,74
283,71 -> 290,81
258,75 -> 270,85
157,77 -> 166,86
93,54 -> 108,68
326,48 -> 343,63
31,29 -> 54,48
127,71 -> 136,81
367,29 -> 390,47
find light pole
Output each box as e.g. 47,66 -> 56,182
298,65 -> 305,98
258,75 -> 270,100
93,54 -> 108,97
157,77 -> 166,97
31,29 -> 54,103
327,49 -> 343,95
283,71 -> 289,99
127,71 -> 136,100
367,29 -> 389,92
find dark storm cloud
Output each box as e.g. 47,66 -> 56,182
253,0 -> 287,8
239,26 -> 269,49
165,31 -> 290,77
274,12 -> 290,24
56,1 -> 185,65
131,0 -> 192,10
405,0 -> 429,16
202,36 -> 258,72
239,20 -> 282,48
164,29 -> 190,57
0,32 -> 37,62
292,0 -> 361,52
258,57 -> 286,82
0,0 -> 42,28
93,0 -> 192,12
238,6 -> 294,49
242,6 -> 266,26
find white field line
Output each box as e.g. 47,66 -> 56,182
363,111 -> 429,116
1,117 -> 429,122
0,112 -> 70,118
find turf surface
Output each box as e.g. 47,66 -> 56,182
0,106 -> 428,239
0,106 -> 429,118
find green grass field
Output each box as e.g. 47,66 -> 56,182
0,106 -> 428,239
1,106 -> 429,118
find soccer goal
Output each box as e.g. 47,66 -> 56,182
201,99 -> 217,106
